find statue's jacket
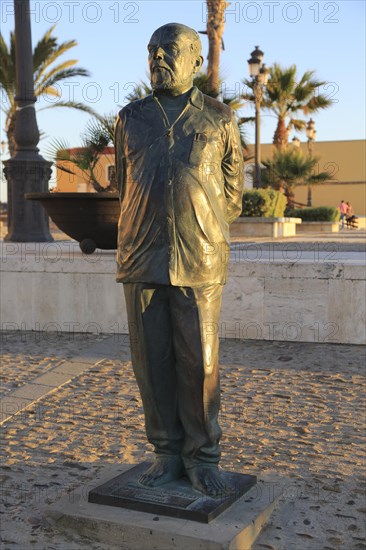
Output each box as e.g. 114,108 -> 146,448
114,87 -> 244,287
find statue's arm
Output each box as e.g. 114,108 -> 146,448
114,115 -> 125,202
221,112 -> 244,224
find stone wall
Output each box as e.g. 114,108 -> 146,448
1,242 -> 365,344
231,217 -> 301,238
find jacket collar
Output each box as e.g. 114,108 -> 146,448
143,86 -> 204,110
189,87 -> 204,110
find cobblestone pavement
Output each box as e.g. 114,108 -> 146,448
0,332 -> 109,399
0,331 -> 365,549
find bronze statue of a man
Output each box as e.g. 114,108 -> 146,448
115,23 -> 244,496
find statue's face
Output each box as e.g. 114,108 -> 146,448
148,27 -> 201,94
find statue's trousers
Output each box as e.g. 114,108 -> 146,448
123,283 -> 223,468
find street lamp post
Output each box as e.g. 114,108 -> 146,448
306,118 -> 317,207
292,137 -> 301,148
3,0 -> 52,242
248,46 -> 269,188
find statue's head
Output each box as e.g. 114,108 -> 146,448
148,23 -> 203,95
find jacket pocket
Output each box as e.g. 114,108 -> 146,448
189,132 -> 207,165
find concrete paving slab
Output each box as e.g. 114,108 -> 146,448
68,354 -> 107,365
53,361 -> 93,375
0,395 -> 32,423
12,383 -> 55,400
32,371 -> 74,387
43,465 -> 282,550
72,336 -> 123,362
1,345 -> 113,425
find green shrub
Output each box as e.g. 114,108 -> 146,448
242,189 -> 287,218
286,206 -> 338,222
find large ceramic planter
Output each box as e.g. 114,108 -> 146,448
26,192 -> 119,253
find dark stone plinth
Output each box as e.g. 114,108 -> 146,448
88,462 -> 256,523
4,159 -> 53,242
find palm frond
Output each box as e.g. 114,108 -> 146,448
0,33 -> 13,87
237,116 -> 255,125
44,137 -> 79,176
82,118 -> 113,153
308,171 -> 334,183
125,80 -> 152,102
34,39 -> 82,81
34,59 -> 79,88
46,114 -> 116,191
304,94 -> 334,113
253,63 -> 335,147
35,67 -> 90,95
261,147 -> 334,189
33,24 -> 58,72
36,85 -> 62,97
288,118 -> 306,131
38,101 -> 98,118
222,96 -> 243,110
2,25 -> 92,157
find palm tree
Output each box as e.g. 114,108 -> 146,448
0,24 -> 96,157
260,147 -> 334,207
46,115 -> 116,193
243,64 -> 333,149
199,0 -> 228,98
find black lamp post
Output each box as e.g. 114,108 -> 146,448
306,118 -> 316,207
3,0 -> 52,242
248,46 -> 269,188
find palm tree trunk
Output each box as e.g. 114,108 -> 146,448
6,114 -> 17,158
206,0 -> 228,98
278,179 -> 286,194
89,167 -> 107,193
273,117 -> 289,149
285,187 -> 295,209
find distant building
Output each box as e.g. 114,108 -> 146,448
55,147 -> 115,193
246,140 -> 366,215
56,140 -> 366,215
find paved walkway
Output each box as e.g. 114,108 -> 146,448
2,221 -> 365,248
230,228 -> 366,252
1,331 -> 365,549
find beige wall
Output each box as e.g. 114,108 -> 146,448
259,140 -> 366,183
246,139 -> 366,215
294,183 -> 366,215
55,150 -> 115,192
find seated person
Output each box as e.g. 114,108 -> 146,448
346,202 -> 358,228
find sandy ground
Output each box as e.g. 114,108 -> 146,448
1,217 -> 365,549
1,331 -> 365,549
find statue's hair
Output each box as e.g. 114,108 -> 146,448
150,23 -> 202,58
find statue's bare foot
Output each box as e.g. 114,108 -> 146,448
186,465 -> 230,497
139,456 -> 183,487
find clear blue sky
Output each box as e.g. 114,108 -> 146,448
0,0 -> 365,198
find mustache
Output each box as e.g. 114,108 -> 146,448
151,63 -> 172,73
